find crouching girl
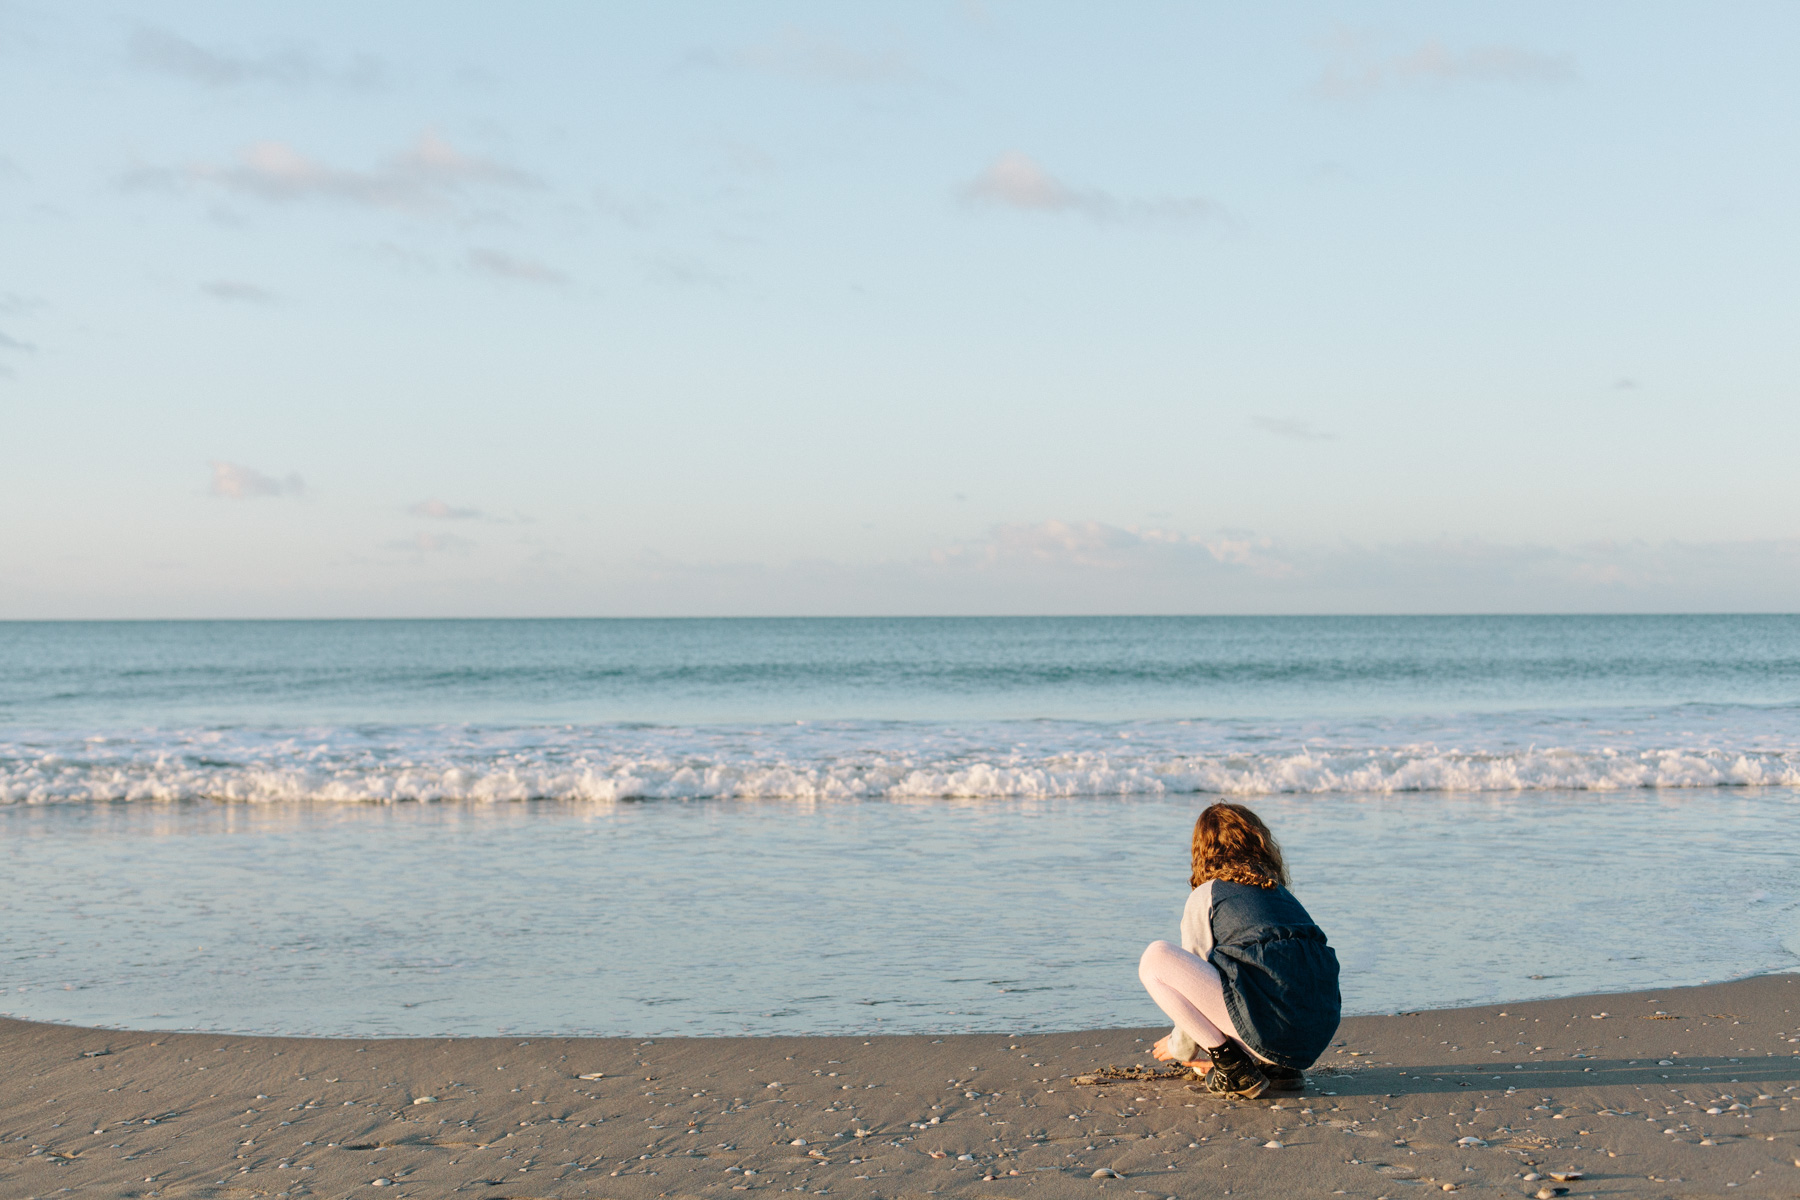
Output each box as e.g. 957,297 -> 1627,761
1139,802 -> 1340,1099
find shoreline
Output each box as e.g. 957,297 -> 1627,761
4,976 -> 1798,1198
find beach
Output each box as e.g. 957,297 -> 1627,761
11,0 -> 1800,1187
6,617 -> 1800,1199
6,974 -> 1797,1199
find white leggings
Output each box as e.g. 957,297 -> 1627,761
1138,939 -> 1270,1063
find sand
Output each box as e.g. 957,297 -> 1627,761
3,974 -> 1798,1200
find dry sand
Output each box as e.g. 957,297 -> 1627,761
4,974 -> 1798,1200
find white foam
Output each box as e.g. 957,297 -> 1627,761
4,722 -> 1799,804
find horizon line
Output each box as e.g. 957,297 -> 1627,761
3,611 -> 1798,624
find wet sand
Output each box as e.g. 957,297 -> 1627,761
3,974 -> 1797,1199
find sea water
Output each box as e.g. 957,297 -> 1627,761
3,616 -> 1798,1036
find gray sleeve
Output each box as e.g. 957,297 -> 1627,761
1166,882 -> 1215,1062
1180,880 -> 1216,960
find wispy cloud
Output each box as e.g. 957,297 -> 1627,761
963,151 -> 1084,212
467,248 -> 568,285
696,27 -> 914,84
200,279 -> 275,304
409,498 -> 483,520
593,189 -> 663,229
961,152 -> 1224,224
1252,415 -> 1337,442
208,461 -> 303,499
1313,32 -> 1576,100
813,524 -> 1800,613
0,329 -> 35,352
363,242 -> 437,275
130,132 -> 537,214
128,25 -> 382,89
644,252 -> 727,288
932,519 -> 1293,577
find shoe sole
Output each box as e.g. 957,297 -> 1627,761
1187,1076 -> 1270,1100
1191,1064 -> 1296,1096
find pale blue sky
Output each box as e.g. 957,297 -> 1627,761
3,2 -> 1797,616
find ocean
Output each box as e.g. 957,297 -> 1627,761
3,616 -> 1798,1037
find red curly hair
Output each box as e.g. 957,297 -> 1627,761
1190,802 -> 1289,890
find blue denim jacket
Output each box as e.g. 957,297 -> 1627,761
1207,880 -> 1342,1070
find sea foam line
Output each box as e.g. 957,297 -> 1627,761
4,746 -> 1800,804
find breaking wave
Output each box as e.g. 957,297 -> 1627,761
5,719 -> 1800,804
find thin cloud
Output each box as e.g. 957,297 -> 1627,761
964,151 -> 1089,213
363,242 -> 437,275
593,189 -> 663,229
961,152 -> 1224,224
0,329 -> 35,352
1252,415 -> 1338,442
409,498 -> 483,520
1314,32 -> 1575,100
467,248 -> 568,285
932,519 -> 1293,578
591,531 -> 1800,615
209,461 -> 303,499
201,279 -> 275,304
698,27 -> 914,84
146,132 -> 537,213
715,138 -> 780,177
129,25 -> 381,89
644,252 -> 727,288
0,293 -> 44,315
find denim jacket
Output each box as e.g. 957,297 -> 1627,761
1191,880 -> 1341,1071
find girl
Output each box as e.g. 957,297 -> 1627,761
1139,802 -> 1340,1099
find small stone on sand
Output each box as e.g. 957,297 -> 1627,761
1092,1167 -> 1122,1178
1263,1140 -> 1283,1149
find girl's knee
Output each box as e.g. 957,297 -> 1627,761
1139,939 -> 1178,980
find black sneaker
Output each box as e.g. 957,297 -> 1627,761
1197,1039 -> 1269,1100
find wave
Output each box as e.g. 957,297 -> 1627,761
5,723 -> 1800,804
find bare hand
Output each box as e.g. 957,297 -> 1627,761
1152,1035 -> 1208,1071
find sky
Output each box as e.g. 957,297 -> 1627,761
2,2 -> 1797,617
